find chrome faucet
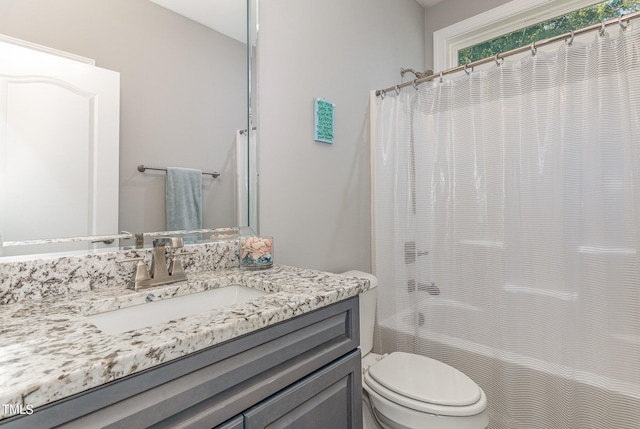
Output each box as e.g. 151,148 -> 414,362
118,237 -> 189,291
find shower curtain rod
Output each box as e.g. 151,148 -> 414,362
376,10 -> 640,97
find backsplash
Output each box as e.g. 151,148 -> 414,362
0,240 -> 239,305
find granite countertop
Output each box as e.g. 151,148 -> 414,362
0,265 -> 369,420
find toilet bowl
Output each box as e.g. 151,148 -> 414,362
342,271 -> 488,429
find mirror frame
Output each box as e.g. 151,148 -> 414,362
247,0 -> 259,235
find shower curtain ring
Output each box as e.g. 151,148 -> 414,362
439,71 -> 443,83
494,53 -> 502,66
599,20 -> 606,37
380,90 -> 386,100
395,85 -> 401,95
619,15 -> 629,30
567,30 -> 575,46
464,63 -> 470,75
531,41 -> 537,56
412,79 -> 419,90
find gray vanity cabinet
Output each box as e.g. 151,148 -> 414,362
217,416 -> 244,429
242,350 -> 361,429
0,296 -> 362,429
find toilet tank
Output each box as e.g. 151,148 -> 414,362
341,271 -> 378,357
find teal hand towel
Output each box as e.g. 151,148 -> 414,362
166,167 -> 202,231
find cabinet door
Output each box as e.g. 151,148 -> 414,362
244,350 -> 362,429
215,415 -> 243,429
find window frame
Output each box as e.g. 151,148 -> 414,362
433,0 -> 603,71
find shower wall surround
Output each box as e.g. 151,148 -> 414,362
0,241 -> 239,305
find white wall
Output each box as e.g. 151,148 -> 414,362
423,0 -> 511,70
258,0 -> 425,273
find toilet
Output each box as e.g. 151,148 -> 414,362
342,271 -> 488,429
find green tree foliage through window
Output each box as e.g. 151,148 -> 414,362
458,0 -> 640,65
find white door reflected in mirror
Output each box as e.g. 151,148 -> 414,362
0,36 -> 120,255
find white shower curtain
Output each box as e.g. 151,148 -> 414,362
372,23 -> 640,429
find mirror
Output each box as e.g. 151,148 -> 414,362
0,0 -> 258,257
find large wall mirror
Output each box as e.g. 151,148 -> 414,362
0,0 -> 258,257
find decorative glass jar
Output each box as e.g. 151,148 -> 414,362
239,236 -> 274,270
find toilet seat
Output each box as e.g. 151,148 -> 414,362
364,352 -> 487,417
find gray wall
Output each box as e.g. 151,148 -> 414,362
0,0 -> 246,234
258,0 -> 425,273
423,0 -> 512,70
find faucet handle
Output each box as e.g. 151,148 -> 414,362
117,258 -> 151,290
169,258 -> 185,277
168,251 -> 195,276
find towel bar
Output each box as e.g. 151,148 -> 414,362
137,164 -> 220,178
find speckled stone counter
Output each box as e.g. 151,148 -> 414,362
0,242 -> 369,420
0,240 -> 240,305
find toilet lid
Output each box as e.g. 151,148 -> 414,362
367,352 -> 481,407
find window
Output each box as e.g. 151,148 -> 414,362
433,0 -> 638,71
458,0 -> 640,65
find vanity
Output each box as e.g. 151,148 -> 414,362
0,240 -> 368,428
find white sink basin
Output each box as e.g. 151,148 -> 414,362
87,286 -> 268,335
